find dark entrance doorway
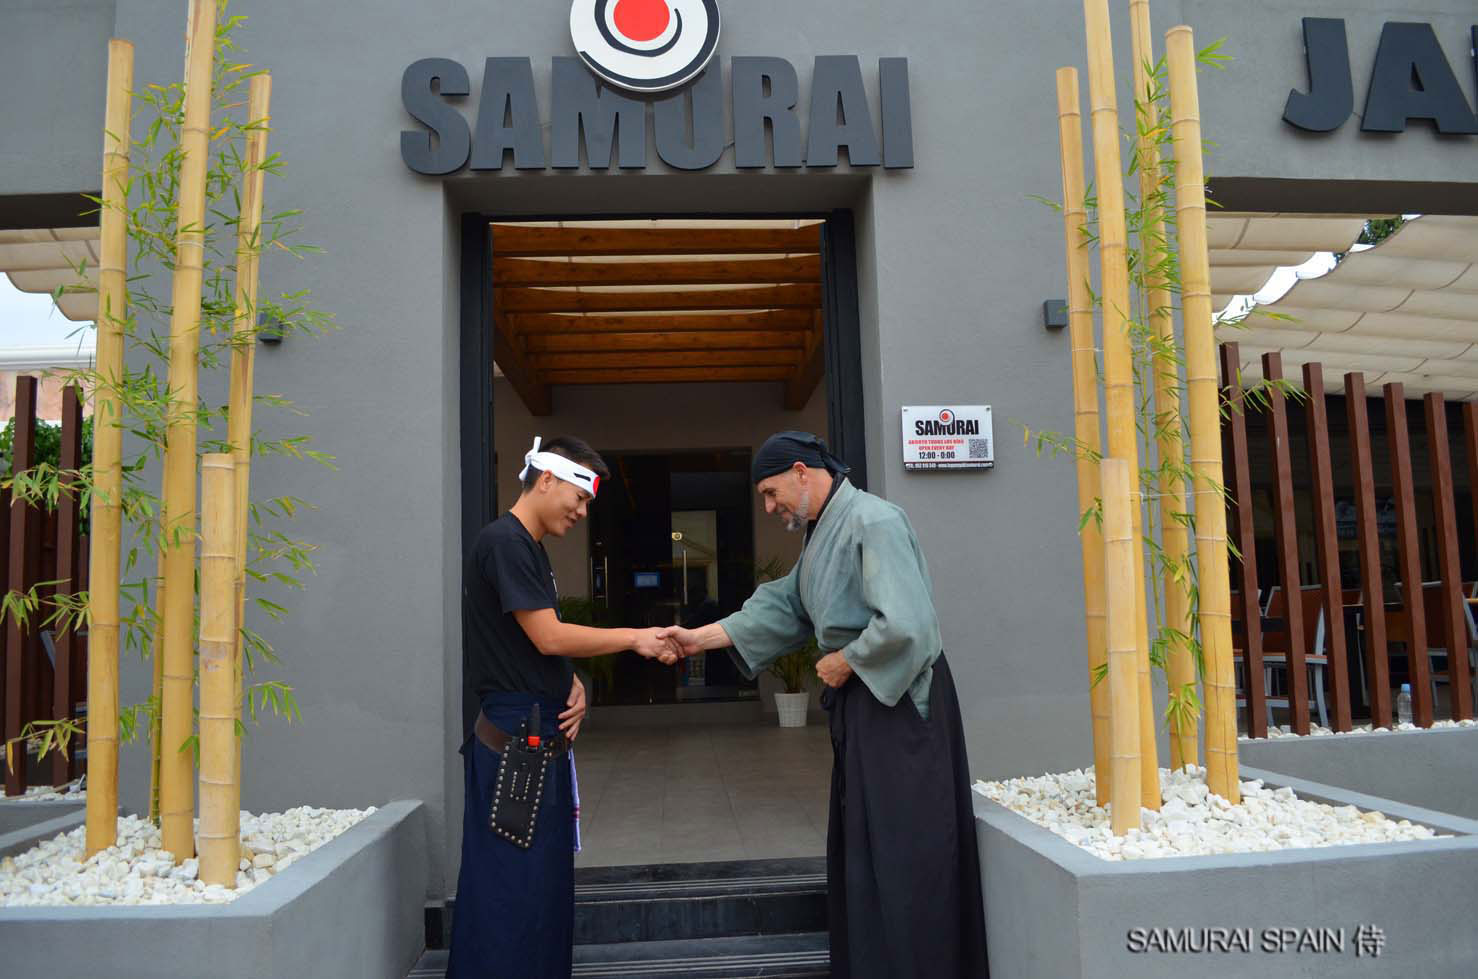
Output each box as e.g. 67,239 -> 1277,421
458,211 -> 868,731
585,448 -> 758,706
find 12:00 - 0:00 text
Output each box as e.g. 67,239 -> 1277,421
915,450 -> 957,460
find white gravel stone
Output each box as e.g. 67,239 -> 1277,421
974,766 -> 1446,862
0,805 -> 375,907
1239,717 -> 1478,741
0,778 -> 86,804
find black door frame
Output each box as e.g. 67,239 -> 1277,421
457,209 -> 868,725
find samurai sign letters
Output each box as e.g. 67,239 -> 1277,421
901,406 -> 993,471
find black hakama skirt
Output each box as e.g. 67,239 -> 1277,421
447,692 -> 575,979
822,653 -> 990,978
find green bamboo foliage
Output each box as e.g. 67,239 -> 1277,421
1030,26 -> 1304,806
1,4 -> 333,844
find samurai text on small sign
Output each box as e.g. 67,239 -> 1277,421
901,405 -> 993,470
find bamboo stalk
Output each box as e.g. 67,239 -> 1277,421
1102,458 -> 1142,834
1055,67 -> 1112,807
197,455 -> 237,886
159,0 -> 219,861
1128,0 -> 1197,772
229,73 -> 272,814
1166,25 -> 1240,803
148,555 -> 164,823
85,37 -> 134,858
1083,0 -> 1160,809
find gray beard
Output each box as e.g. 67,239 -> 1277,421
783,488 -> 811,533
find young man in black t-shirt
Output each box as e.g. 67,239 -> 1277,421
448,436 -> 678,979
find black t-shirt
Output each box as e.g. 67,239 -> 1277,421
463,513 -> 574,701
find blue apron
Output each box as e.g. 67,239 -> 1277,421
447,692 -> 575,979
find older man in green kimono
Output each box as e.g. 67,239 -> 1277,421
659,431 -> 989,979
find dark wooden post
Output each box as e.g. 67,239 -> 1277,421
1424,393 -> 1472,721
1385,383 -> 1434,726
35,508 -> 56,740
0,484 -> 8,753
1220,342 -> 1267,737
52,385 -> 84,785
1262,353 -> 1310,733
1465,404 -> 1478,568
1346,375 -> 1392,727
1303,363 -> 1352,731
5,375 -> 41,795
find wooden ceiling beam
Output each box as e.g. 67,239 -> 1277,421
525,330 -> 807,354
491,301 -> 551,416
493,255 -> 821,287
543,366 -> 795,385
784,311 -> 826,410
490,225 -> 822,257
528,349 -> 802,371
498,284 -> 822,314
509,310 -> 815,333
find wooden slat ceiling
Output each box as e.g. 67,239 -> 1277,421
490,220 -> 825,416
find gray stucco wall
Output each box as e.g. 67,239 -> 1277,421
0,1 -> 114,199
1239,728 -> 1478,822
3,0 -> 1477,899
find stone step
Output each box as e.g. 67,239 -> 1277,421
575,857 -> 827,944
413,858 -> 832,977
572,932 -> 830,978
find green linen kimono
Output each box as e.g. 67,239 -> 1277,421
718,476 -> 989,978
720,478 -> 942,717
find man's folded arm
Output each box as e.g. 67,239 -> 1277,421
839,514 -> 941,707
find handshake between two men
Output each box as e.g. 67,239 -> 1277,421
449,430 -> 988,979
630,622 -> 856,689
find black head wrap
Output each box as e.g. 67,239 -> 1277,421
751,431 -> 851,484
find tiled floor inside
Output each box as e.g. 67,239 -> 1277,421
572,721 -> 832,868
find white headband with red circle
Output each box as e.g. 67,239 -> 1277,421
520,436 -> 600,496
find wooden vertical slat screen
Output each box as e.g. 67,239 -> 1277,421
1262,353 -> 1311,734
5,375 -> 40,795
1220,342 -> 1267,737
1302,363 -> 1353,731
52,385 -> 84,785
1385,383 -> 1434,727
2,377 -> 91,789
1424,393 -> 1472,721
1346,374 -> 1392,727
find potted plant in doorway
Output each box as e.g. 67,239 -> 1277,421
768,639 -> 820,727
749,555 -> 820,726
558,596 -> 618,704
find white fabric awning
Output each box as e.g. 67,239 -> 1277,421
1211,214 -> 1478,400
1207,213 -> 1368,310
0,228 -> 99,323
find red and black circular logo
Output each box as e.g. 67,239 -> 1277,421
938,409 -> 955,425
570,0 -> 721,94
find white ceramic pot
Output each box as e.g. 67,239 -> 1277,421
774,691 -> 810,728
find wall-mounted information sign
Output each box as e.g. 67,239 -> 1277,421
900,406 -> 993,471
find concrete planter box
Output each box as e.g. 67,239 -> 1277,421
0,799 -> 85,841
1240,726 -> 1478,822
1,799 -> 427,979
975,767 -> 1478,978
